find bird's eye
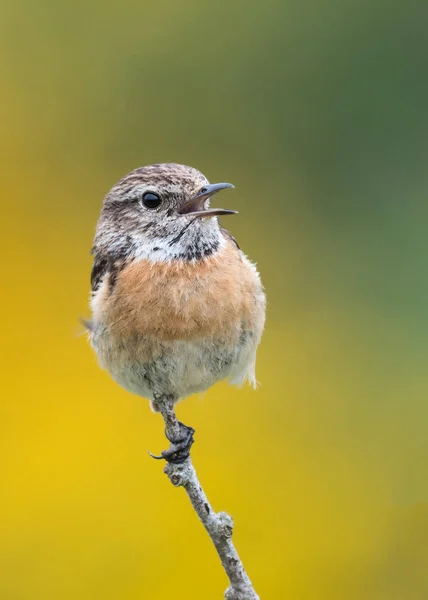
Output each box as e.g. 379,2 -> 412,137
141,191 -> 162,209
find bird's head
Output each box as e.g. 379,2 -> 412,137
93,163 -> 236,261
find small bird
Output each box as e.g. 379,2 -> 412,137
87,163 -> 265,463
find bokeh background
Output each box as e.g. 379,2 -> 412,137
1,1 -> 428,598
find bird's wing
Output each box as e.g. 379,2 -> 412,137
220,228 -> 240,250
91,253 -> 109,293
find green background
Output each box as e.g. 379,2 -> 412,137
1,1 -> 428,598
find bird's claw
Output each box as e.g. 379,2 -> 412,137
149,422 -> 195,464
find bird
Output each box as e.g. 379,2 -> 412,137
87,163 -> 265,463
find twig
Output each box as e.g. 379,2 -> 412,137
154,397 -> 260,600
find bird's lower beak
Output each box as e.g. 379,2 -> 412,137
177,182 -> 237,218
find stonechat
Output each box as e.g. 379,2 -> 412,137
86,163 -> 265,463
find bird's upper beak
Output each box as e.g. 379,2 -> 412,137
177,182 -> 237,218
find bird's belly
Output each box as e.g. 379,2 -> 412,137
91,330 -> 255,401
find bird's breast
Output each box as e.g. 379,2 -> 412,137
91,241 -> 264,345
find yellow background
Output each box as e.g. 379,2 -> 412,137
1,1 -> 428,598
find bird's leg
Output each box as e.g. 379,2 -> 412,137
149,396 -> 195,464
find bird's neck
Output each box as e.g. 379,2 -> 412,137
132,218 -> 224,263
94,218 -> 224,265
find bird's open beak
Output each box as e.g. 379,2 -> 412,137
177,182 -> 237,218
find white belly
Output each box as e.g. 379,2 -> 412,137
91,328 -> 258,402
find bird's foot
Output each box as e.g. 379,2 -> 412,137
150,421 -> 195,464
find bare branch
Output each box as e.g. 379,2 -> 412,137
154,398 -> 260,600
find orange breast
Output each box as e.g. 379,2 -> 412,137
94,241 -> 264,344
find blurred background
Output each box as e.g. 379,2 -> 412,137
1,0 -> 428,598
